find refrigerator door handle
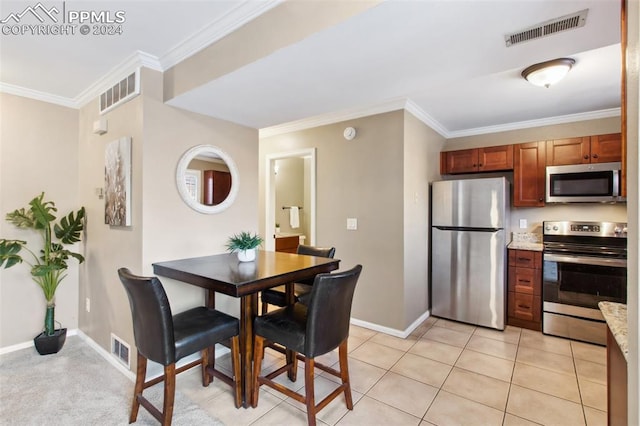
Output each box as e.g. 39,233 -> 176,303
434,226 -> 503,232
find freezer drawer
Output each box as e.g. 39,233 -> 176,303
431,177 -> 508,229
431,228 -> 507,330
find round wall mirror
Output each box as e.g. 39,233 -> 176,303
176,144 -> 239,214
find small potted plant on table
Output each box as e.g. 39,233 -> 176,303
0,193 -> 85,355
226,231 -> 263,262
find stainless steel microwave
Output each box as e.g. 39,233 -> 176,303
546,162 -> 625,203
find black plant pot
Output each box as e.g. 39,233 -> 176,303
33,328 -> 67,355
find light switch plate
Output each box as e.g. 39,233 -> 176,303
347,218 -> 357,230
519,219 -> 527,229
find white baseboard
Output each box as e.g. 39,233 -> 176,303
1,328 -> 231,383
0,328 -> 79,356
350,310 -> 431,339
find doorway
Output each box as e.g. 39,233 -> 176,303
264,148 -> 316,251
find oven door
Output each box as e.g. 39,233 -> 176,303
543,253 -> 627,309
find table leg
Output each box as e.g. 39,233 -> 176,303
204,289 -> 216,386
285,283 -> 298,381
240,293 -> 257,408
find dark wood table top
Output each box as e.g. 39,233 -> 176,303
152,250 -> 340,297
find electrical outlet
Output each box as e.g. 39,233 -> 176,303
519,219 -> 528,229
85,297 -> 90,313
347,218 -> 357,230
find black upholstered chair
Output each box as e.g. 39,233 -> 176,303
118,268 -> 241,426
260,245 -> 336,314
251,265 -> 362,426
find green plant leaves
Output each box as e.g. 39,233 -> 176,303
5,208 -> 36,229
0,239 -> 26,268
54,207 -> 85,244
29,192 -> 57,229
225,231 -> 263,252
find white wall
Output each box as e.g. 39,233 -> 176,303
0,94 -> 80,348
76,68 -> 258,358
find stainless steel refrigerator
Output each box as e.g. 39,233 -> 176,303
430,177 -> 509,330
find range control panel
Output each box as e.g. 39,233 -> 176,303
544,221 -> 627,238
570,224 -> 600,232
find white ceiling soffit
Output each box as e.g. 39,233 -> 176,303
0,0 -> 282,108
167,0 -> 621,138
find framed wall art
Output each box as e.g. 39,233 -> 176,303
104,137 -> 132,226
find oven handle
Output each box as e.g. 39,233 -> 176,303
544,253 -> 627,268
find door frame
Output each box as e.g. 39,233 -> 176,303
264,148 -> 316,251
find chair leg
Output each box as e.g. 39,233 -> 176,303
130,352 -> 147,423
261,299 -> 268,315
162,364 -> 176,426
304,357 -> 317,426
230,336 -> 242,408
201,347 -> 210,387
338,340 -> 353,409
251,335 -> 265,408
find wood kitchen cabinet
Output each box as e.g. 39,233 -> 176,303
546,133 -> 622,166
513,141 -> 546,207
440,145 -> 513,174
507,249 -> 542,331
203,170 -> 231,205
275,235 -> 299,253
607,326 -> 627,426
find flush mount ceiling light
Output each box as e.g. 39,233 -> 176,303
521,58 -> 576,88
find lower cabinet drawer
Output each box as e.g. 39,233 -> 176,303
508,292 -> 541,322
508,266 -> 541,295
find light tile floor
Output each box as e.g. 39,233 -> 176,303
178,316 -> 607,425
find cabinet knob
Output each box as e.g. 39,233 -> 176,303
478,163 -> 483,167
592,154 -> 599,159
583,154 -> 589,159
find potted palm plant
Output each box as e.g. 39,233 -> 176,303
0,193 -> 85,355
226,231 -> 263,262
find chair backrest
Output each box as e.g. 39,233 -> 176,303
118,268 -> 176,366
305,265 -> 362,357
296,244 -> 336,259
296,245 -> 336,285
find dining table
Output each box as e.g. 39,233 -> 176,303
152,250 -> 340,408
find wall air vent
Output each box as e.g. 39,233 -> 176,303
505,9 -> 588,47
99,69 -> 140,114
111,333 -> 130,368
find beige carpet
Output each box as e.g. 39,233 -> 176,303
0,336 -> 223,425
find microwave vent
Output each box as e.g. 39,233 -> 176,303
505,9 -> 588,47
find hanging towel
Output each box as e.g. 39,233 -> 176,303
289,206 -> 300,229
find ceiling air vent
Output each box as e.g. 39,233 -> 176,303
99,69 -> 140,114
505,9 -> 588,47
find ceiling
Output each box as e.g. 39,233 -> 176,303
0,0 -> 622,138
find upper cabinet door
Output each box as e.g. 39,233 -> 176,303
590,133 -> 622,163
443,149 -> 479,174
478,145 -> 514,172
546,137 -> 591,166
514,141 -> 546,207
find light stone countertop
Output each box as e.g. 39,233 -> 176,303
507,241 -> 544,251
599,301 -> 628,361
508,232 -> 543,251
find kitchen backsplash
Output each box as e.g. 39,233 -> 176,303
511,232 -> 542,243
509,202 -> 627,233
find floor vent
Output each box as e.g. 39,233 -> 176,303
505,9 -> 588,47
111,333 -> 131,369
99,69 -> 139,114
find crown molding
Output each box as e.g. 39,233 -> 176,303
74,51 -> 161,108
404,99 -> 450,138
259,98 -> 410,139
159,0 -> 283,70
447,107 -> 622,138
0,82 -> 78,108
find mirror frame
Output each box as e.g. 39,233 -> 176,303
176,144 -> 239,214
